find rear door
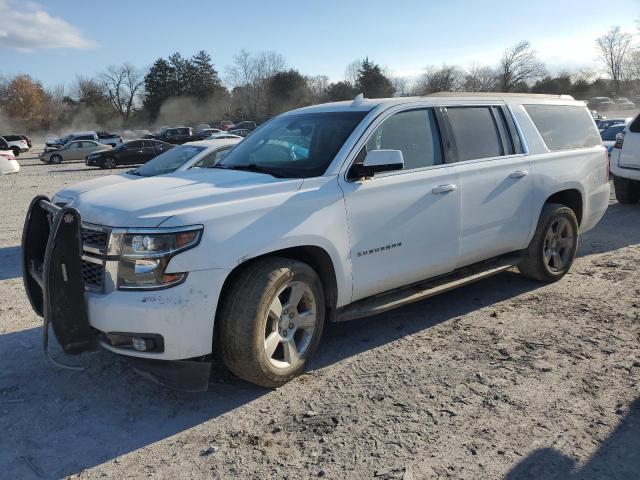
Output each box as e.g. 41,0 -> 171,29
140,140 -> 156,162
443,105 -> 533,267
619,115 -> 640,169
65,141 -> 84,160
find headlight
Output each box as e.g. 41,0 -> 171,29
114,227 -> 202,290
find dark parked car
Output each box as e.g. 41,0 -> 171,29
85,139 -> 174,169
232,121 -> 257,131
153,127 -> 195,144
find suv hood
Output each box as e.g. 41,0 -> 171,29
53,174 -> 131,203
73,169 -> 303,227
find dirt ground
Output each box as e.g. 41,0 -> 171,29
1,146 -> 639,480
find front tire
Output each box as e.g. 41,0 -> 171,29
613,175 -> 639,204
50,154 -> 62,164
103,158 -> 117,169
11,147 -> 20,157
218,258 -> 325,387
518,203 -> 579,283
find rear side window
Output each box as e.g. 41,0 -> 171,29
524,105 -> 601,151
446,107 -> 503,161
365,108 -> 443,170
629,115 -> 640,133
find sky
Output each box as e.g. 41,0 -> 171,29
1,0 -> 638,89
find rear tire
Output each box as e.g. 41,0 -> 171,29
218,257 -> 325,388
613,175 -> 639,204
518,203 -> 579,283
11,147 -> 20,157
50,154 -> 62,164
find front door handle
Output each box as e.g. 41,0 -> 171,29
432,184 -> 458,194
509,170 -> 529,178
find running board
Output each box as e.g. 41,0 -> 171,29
335,253 -> 523,322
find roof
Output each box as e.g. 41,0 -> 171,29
287,92 -> 581,115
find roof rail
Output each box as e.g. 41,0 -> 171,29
427,91 -> 575,100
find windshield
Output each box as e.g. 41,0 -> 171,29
217,111 -> 367,178
132,145 -> 205,177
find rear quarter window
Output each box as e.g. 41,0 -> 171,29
629,114 -> 640,133
524,105 -> 601,151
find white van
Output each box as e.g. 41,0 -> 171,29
23,93 -> 609,390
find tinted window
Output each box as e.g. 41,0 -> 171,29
77,135 -> 94,140
365,109 -> 442,170
126,141 -> 143,149
630,114 -> 640,133
524,105 -> 601,151
0,137 -> 8,149
446,107 -> 503,161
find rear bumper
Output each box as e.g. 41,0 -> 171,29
581,182 -> 611,234
611,150 -> 640,181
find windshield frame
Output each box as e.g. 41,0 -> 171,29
131,144 -> 206,177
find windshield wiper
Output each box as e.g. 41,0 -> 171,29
216,163 -> 282,178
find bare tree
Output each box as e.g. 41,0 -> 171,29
498,41 -> 546,92
344,59 -> 363,86
305,75 -> 329,103
596,27 -> 633,92
391,76 -> 410,97
463,63 -> 497,92
98,63 -> 145,122
624,48 -> 640,82
414,64 -> 464,95
226,50 -> 286,118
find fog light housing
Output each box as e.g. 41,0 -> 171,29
132,337 -> 148,352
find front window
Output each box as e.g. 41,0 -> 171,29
217,111 -> 367,178
132,145 -> 206,177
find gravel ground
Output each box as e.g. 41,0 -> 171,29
1,146 -> 639,480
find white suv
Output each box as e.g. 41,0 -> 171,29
23,94 -> 609,390
610,115 -> 640,204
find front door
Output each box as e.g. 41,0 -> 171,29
339,108 -> 461,301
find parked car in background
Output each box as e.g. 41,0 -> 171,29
19,134 -> 32,148
596,117 -> 631,132
216,120 -> 236,131
0,138 -> 19,174
233,121 -> 258,131
52,138 -> 241,205
1,135 -> 29,156
193,128 -> 223,140
600,123 -> 628,157
25,93 -> 609,390
610,114 -> 640,204
45,131 -> 122,152
228,128 -> 251,137
588,97 -> 616,111
613,97 -> 636,110
85,140 -> 174,169
40,140 -> 112,164
153,127 -> 196,144
204,133 -> 243,141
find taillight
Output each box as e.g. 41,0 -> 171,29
0,153 -> 15,161
614,132 -> 625,149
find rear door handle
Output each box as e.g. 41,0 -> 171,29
509,170 -> 529,178
432,184 -> 458,194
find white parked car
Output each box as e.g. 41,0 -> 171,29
610,114 -> 640,204
52,139 -> 241,206
23,94 -> 609,390
0,148 -> 19,175
1,135 -> 29,157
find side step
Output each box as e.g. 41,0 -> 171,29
335,253 -> 523,322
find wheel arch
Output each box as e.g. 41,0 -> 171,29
214,245 -> 340,341
543,188 -> 584,226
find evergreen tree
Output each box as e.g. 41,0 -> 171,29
190,50 -> 225,99
326,81 -> 356,101
143,58 -> 178,120
354,58 -> 395,98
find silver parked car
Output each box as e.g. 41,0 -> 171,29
40,140 -> 112,164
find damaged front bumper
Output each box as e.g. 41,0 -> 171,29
21,196 -> 214,391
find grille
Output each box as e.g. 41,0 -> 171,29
82,227 -> 108,250
81,259 -> 104,290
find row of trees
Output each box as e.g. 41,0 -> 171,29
1,25 -> 639,133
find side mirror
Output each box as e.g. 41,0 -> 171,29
349,149 -> 404,179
